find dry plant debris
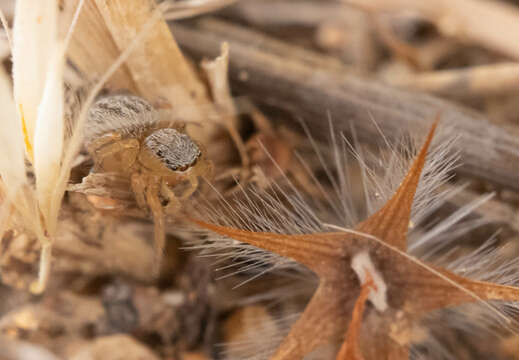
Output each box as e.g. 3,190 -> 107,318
3,0 -> 519,359
193,122 -> 519,359
1,0 -> 241,294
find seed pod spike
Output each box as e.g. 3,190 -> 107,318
270,281 -> 350,360
402,265 -> 519,316
191,219 -> 344,274
357,120 -> 438,251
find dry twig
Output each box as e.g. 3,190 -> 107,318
173,19 -> 519,191
346,0 -> 519,60
386,62 -> 519,98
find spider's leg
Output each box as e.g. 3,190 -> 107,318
87,132 -> 122,154
160,179 -> 181,215
145,176 -> 165,276
180,175 -> 199,200
131,173 -> 148,211
88,132 -> 139,168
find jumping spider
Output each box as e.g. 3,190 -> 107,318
85,94 -> 212,272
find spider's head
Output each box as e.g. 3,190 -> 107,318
142,128 -> 201,173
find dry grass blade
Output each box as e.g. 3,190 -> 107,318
94,0 -> 206,105
70,0 -> 220,141
67,0 -> 137,92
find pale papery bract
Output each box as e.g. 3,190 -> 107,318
0,66 -> 25,194
2,0 -> 170,291
12,0 -> 58,161
7,0 -> 89,293
33,42 -> 65,235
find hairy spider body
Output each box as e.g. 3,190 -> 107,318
85,94 -> 212,273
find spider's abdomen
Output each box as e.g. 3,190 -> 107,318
144,128 -> 201,172
85,94 -> 158,143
